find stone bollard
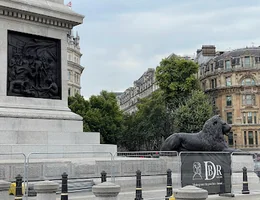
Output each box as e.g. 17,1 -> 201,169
174,185 -> 208,200
0,180 -> 11,200
92,182 -> 120,200
34,180 -> 59,200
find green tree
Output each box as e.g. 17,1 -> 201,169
68,93 -> 91,131
174,90 -> 214,133
86,90 -> 124,144
119,90 -> 174,151
156,56 -> 200,109
68,91 -> 124,144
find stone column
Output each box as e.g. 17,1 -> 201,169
0,180 -> 10,200
174,185 -> 208,200
92,182 -> 121,200
34,181 -> 59,200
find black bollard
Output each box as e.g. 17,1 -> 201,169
15,174 -> 23,200
242,167 -> 250,194
165,169 -> 173,200
101,170 -> 107,183
135,170 -> 143,200
61,172 -> 68,200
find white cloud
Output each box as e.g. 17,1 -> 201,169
72,1 -> 260,98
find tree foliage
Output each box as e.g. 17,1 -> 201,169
156,56 -> 200,109
118,90 -> 174,151
174,90 -> 214,133
68,91 -> 123,144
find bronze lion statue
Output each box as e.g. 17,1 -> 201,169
161,115 -> 238,152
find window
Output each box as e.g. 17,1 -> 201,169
232,57 -> 240,66
243,112 -> 257,124
256,131 -> 258,145
226,95 -> 232,106
244,131 -> 247,145
68,88 -> 71,96
225,60 -> 231,70
211,78 -> 217,89
248,112 -> 252,124
242,78 -> 255,86
68,71 -> 70,81
228,132 -> 233,146
211,63 -> 214,71
226,77 -> 232,86
243,113 -> 246,124
227,112 -> 232,124
244,56 -> 250,67
242,94 -> 255,105
219,60 -> 224,68
248,131 -> 253,145
254,112 -> 257,124
255,57 -> 260,63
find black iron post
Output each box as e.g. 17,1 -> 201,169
61,172 -> 68,200
15,174 -> 23,200
101,170 -> 107,183
165,169 -> 172,200
242,167 -> 250,194
135,170 -> 143,200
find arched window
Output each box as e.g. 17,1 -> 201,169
242,78 -> 255,86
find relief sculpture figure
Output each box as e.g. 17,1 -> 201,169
7,31 -> 61,99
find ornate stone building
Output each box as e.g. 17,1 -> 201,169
197,45 -> 260,149
67,31 -> 84,96
119,68 -> 159,114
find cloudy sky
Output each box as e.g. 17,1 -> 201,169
66,0 -> 260,98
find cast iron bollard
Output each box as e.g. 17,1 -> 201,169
34,180 -> 59,200
0,180 -> 11,200
135,170 -> 143,200
165,169 -> 173,200
92,182 -> 120,200
242,167 -> 250,194
174,185 -> 208,200
15,174 -> 23,200
101,170 -> 107,183
61,172 -> 68,200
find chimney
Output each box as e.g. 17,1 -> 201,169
201,45 -> 216,56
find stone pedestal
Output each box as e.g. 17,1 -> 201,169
92,182 -> 121,200
0,180 -> 11,200
174,185 -> 208,200
34,180 -> 59,200
0,0 -> 117,155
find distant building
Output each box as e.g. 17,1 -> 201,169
197,45 -> 260,150
67,31 -> 84,97
118,68 -> 159,114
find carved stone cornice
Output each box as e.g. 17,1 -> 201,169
205,85 -> 260,96
0,0 -> 84,29
199,67 -> 260,81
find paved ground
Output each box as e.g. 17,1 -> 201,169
10,182 -> 260,200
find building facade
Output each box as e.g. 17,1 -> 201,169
67,31 -> 84,97
197,45 -> 260,149
118,68 -> 159,114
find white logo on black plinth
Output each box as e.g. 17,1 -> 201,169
192,162 -> 202,180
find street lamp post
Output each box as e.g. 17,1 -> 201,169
234,133 -> 237,149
